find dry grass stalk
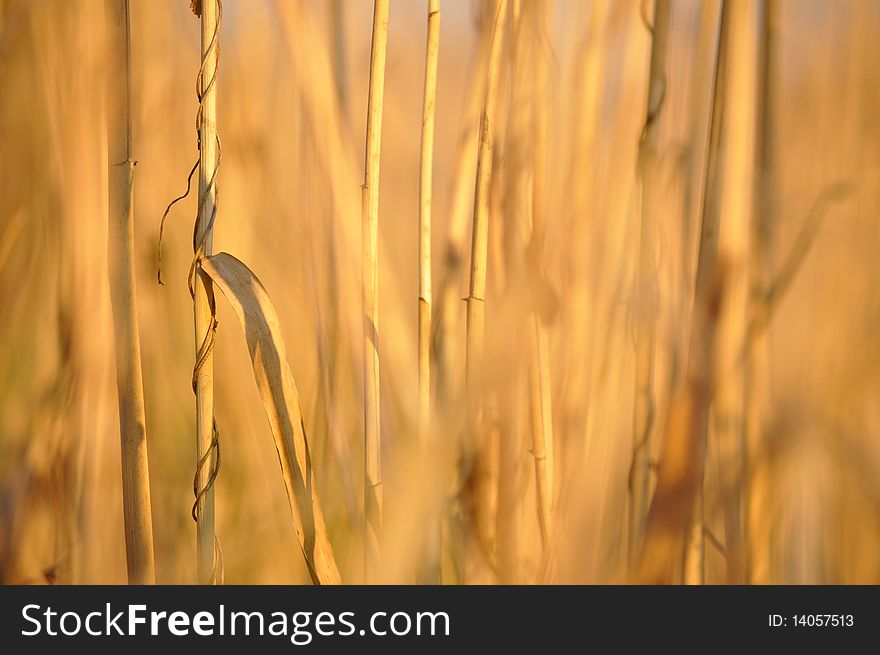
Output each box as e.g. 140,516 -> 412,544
682,0 -> 722,291
678,0 -> 761,584
465,0 -> 508,466
105,0 -> 155,585
463,0 -> 508,580
433,2 -> 493,408
676,2 -> 721,490
745,0 -> 775,584
193,0 -> 220,584
528,317 -> 554,550
526,7 -> 554,550
362,0 -> 389,579
713,0 -> 762,584
528,179 -> 554,557
202,253 -> 341,584
559,0 -> 608,446
681,0 -> 729,584
427,8 -> 493,580
495,1 -> 530,581
417,0 -> 442,583
418,0 -> 440,452
629,0 -> 673,565
501,0 -> 555,563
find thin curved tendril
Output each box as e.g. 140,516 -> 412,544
157,159 -> 198,285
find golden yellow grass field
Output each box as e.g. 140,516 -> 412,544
1,0 -> 879,584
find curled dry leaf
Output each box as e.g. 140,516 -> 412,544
190,0 -> 201,18
201,252 -> 341,585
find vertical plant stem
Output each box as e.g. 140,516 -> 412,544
682,481 -> 704,583
464,0 -> 508,579
629,0 -> 672,566
429,10 -> 492,579
194,0 -> 220,585
528,317 -> 554,550
363,0 -> 389,581
416,0 -> 441,583
682,0 -> 728,584
714,0 -> 760,584
496,0 -> 527,582
105,0 -> 156,585
505,0 -> 555,564
433,5 -> 491,409
465,0 -> 508,466
560,0 -> 608,458
683,0 -> 722,297
418,0 -> 440,452
745,0 -> 775,585
528,98 -> 554,562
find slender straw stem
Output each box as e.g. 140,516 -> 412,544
462,0 -> 508,582
528,316 -> 554,550
194,0 -> 220,585
465,0 -> 508,458
416,0 -> 441,584
363,0 -> 389,581
433,8 -> 492,408
629,0 -> 672,565
745,0 -> 775,585
527,0 -> 554,560
683,0 -> 729,584
105,0 -> 156,585
418,0 -> 440,449
714,0 -> 761,585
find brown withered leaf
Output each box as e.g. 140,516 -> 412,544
190,0 -> 201,17
201,252 -> 341,585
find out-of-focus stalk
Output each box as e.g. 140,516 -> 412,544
362,0 -> 389,581
433,2 -> 493,409
714,0 -> 760,585
745,0 -> 775,585
682,0 -> 728,585
464,0 -> 509,579
105,0 -> 156,585
629,0 -> 673,566
418,0 -> 440,459
417,0 -> 441,583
